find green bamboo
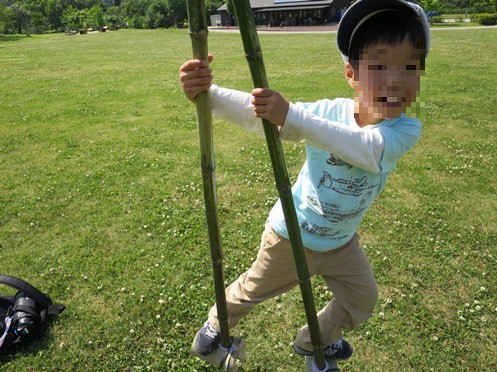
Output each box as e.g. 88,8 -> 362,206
186,0 -> 231,350
232,1 -> 327,369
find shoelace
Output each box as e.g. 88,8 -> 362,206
204,322 -> 220,340
331,338 -> 343,350
323,338 -> 343,357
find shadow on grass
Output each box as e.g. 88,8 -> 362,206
0,315 -> 64,365
0,34 -> 26,43
0,332 -> 52,365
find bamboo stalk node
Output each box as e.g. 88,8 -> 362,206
201,165 -> 216,174
211,256 -> 224,266
188,29 -> 209,40
245,52 -> 263,61
298,277 -> 311,284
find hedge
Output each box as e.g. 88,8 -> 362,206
477,13 -> 497,25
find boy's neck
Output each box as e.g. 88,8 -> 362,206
354,103 -> 383,127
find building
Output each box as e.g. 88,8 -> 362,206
215,0 -> 351,27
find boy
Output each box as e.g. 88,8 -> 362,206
179,0 -> 430,366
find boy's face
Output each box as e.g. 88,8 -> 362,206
346,38 -> 424,126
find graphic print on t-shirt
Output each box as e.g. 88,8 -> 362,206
306,191 -> 374,224
300,152 -> 379,234
317,171 -> 370,197
326,154 -> 353,168
300,221 -> 341,237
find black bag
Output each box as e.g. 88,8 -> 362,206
0,275 -> 65,350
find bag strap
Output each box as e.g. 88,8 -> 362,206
0,275 -> 51,309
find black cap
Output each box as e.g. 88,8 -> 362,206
337,0 -> 430,61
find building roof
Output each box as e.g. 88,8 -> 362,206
217,0 -> 334,12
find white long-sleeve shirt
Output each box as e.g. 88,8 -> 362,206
209,85 -> 422,251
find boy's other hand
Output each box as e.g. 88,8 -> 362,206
251,88 -> 289,127
179,54 -> 214,103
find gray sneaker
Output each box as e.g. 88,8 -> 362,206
193,321 -> 220,356
294,338 -> 353,360
305,356 -> 340,372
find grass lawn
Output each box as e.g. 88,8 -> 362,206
0,27 -> 496,370
430,21 -> 481,27
431,21 -> 481,27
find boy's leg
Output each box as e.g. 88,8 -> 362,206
207,222 -> 300,333
294,235 -> 378,354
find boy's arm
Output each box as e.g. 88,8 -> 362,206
205,82 -> 420,173
179,57 -> 266,136
209,85 -> 266,137
282,103 -> 422,174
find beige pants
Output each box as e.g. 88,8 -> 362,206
208,223 -> 378,351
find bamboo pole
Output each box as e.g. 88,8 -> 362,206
232,1 -> 327,370
185,0 -> 231,350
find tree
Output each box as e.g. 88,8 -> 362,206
167,0 -> 186,22
45,0 -> 65,30
105,5 -> 123,28
122,0 -> 149,27
87,4 -> 104,29
145,0 -> 168,28
0,5 -> 9,31
60,5 -> 88,30
7,2 -> 32,33
417,0 -> 442,12
30,9 -> 48,32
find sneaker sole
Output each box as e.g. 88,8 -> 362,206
294,343 -> 353,360
191,332 -> 245,371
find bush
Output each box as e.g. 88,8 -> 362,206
477,13 -> 497,25
428,16 -> 443,24
469,13 -> 480,22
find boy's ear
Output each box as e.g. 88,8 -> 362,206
345,62 -> 355,89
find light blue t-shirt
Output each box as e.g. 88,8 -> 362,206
269,98 -> 421,251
